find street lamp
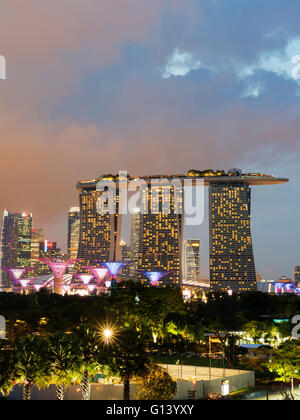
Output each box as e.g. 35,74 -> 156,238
99,324 -> 117,345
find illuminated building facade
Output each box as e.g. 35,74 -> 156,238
294,266 -> 300,285
209,183 -> 257,292
31,228 -> 44,276
0,210 -> 32,290
75,184 -> 122,273
182,239 -> 200,284
137,184 -> 183,286
68,207 -> 80,260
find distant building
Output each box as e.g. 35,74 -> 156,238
0,210 -> 32,289
182,239 -> 200,284
294,266 -> 300,285
120,240 -> 132,278
31,228 -> 44,276
278,275 -> 292,284
256,273 -> 262,283
68,207 -> 80,259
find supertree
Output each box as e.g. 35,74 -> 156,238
76,274 -> 95,286
2,267 -> 33,288
39,258 -> 79,295
142,271 -> 169,286
100,262 -> 129,288
84,266 -> 108,293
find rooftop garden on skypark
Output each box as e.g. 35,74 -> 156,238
187,169 -> 272,177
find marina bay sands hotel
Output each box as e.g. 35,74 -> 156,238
76,170 -> 288,292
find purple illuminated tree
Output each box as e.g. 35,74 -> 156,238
101,262 -> 129,288
76,274 -> 95,286
39,258 -> 79,295
84,267 -> 108,286
142,271 -> 169,286
2,267 -> 33,287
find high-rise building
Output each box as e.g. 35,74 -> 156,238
0,210 -> 32,289
68,207 -> 80,260
128,209 -> 141,278
209,183 -> 257,292
76,171 -> 287,290
75,182 -> 122,273
31,228 -> 44,276
182,239 -> 200,284
120,240 -> 132,278
137,183 -> 183,286
294,266 -> 300,285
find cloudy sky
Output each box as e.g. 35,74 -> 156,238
0,0 -> 300,279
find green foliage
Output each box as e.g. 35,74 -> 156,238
13,335 -> 51,391
0,348 -> 15,397
267,341 -> 300,385
134,361 -> 177,400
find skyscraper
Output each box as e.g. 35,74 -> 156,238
137,183 -> 183,286
182,239 -> 200,284
31,228 -> 44,276
68,207 -> 80,260
209,183 -> 256,292
75,182 -> 122,273
294,266 -> 300,285
0,210 -> 32,289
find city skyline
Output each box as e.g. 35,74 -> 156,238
1,1 -> 300,280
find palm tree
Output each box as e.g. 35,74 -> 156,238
108,328 -> 149,400
73,325 -> 104,400
48,333 -> 79,400
13,335 -> 50,400
0,347 -> 16,398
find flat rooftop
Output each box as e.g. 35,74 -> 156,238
77,173 -> 289,190
162,364 -> 252,381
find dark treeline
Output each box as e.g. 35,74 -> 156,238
0,282 -> 299,342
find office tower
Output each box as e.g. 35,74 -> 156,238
294,266 -> 300,285
68,207 -> 80,259
75,181 -> 122,273
120,240 -> 132,278
0,210 -> 32,289
209,183 -> 257,292
182,239 -> 200,284
129,209 -> 141,278
138,183 -> 183,286
31,228 -> 44,276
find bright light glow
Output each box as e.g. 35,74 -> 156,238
87,284 -> 97,294
103,329 -> 112,339
105,280 -> 111,288
98,323 -> 117,344
19,279 -> 31,289
143,271 -> 168,286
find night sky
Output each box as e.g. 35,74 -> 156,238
0,1 -> 299,280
